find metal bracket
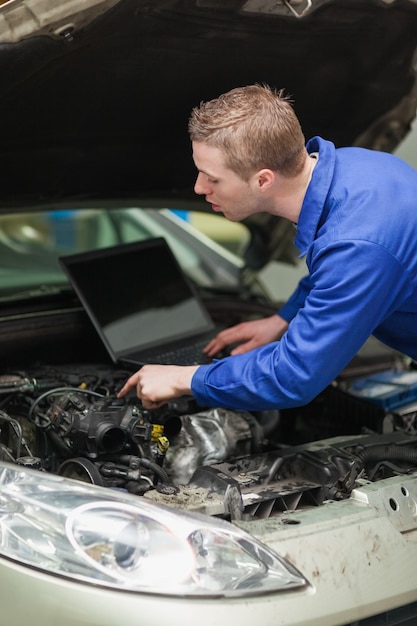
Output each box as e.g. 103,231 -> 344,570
241,0 -> 314,19
283,0 -> 312,19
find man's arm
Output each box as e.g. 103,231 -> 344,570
191,241 -> 411,411
278,274 -> 312,322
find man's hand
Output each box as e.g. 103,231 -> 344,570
204,313 -> 288,358
117,364 -> 199,409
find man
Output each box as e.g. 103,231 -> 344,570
118,84 -> 417,411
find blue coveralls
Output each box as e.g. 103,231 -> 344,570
191,136 -> 417,410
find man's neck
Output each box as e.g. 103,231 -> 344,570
269,152 -> 317,224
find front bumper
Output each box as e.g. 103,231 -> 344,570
0,472 -> 416,626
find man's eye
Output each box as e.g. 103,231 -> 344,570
208,178 -> 218,184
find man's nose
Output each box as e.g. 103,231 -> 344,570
194,173 -> 210,195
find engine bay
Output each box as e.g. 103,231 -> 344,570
0,360 -> 417,523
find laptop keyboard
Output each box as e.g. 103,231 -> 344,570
149,338 -> 212,365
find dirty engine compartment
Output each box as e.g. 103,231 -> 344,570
1,344 -> 417,523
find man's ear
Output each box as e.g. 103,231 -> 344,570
255,168 -> 275,191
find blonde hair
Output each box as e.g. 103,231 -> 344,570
188,84 -> 306,180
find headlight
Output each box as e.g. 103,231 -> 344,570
0,462 -> 308,597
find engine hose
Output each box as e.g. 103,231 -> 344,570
256,409 -> 280,437
47,429 -> 73,458
139,457 -> 172,485
104,455 -> 172,485
355,444 -> 417,469
239,412 -> 264,453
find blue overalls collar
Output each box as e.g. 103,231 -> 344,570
294,136 -> 336,257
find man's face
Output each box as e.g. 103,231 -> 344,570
192,141 -> 263,222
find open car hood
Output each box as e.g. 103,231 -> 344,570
1,0 -> 417,267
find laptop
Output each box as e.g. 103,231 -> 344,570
59,237 -> 218,368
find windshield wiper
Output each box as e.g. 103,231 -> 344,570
0,284 -> 73,303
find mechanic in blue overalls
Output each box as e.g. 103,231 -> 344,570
118,84 -> 417,411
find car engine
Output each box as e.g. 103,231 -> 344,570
0,361 -> 417,522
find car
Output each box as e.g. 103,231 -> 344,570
0,1 -> 417,625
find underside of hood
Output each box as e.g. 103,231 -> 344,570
0,0 -> 417,266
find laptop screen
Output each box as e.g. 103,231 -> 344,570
60,238 -> 215,362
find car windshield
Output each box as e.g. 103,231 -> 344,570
0,207 -> 244,300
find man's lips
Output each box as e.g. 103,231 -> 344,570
206,196 -> 222,212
